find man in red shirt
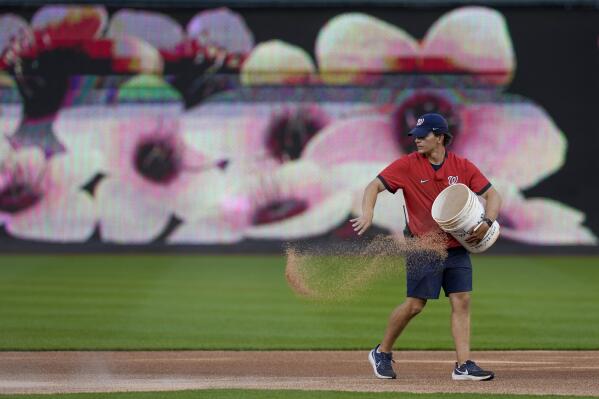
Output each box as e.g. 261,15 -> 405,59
351,113 -> 502,381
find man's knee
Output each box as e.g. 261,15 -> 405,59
406,297 -> 427,317
450,292 -> 470,313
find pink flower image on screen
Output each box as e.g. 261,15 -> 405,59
316,102 -> 595,244
168,159 -> 353,243
315,7 -> 514,85
241,40 -> 317,85
0,5 -> 163,83
492,181 -> 597,245
0,140 -> 97,242
172,102 -> 377,243
299,6 -> 593,245
0,6 -> 167,156
105,7 -> 251,67
28,5 -> 162,74
182,102 -> 341,168
0,102 -> 22,136
241,7 -> 513,86
0,5 -> 594,246
54,102 -> 231,244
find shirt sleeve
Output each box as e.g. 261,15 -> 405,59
377,157 -> 410,194
465,159 -> 492,195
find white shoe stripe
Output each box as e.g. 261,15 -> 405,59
452,371 -> 493,381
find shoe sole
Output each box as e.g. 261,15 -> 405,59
452,372 -> 494,381
368,350 -> 396,379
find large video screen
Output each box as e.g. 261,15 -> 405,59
0,6 -> 596,247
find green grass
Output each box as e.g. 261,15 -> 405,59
0,255 -> 598,350
3,390 -> 598,399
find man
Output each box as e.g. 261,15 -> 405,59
351,113 -> 502,381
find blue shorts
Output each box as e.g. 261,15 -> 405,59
406,247 -> 472,299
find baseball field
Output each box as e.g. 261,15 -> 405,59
1,254 -> 598,397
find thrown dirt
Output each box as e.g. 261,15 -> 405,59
285,232 -> 448,301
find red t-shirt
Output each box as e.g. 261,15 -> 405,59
377,151 -> 491,249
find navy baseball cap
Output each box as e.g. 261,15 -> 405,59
408,113 -> 450,138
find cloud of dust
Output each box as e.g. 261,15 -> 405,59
285,231 -> 448,301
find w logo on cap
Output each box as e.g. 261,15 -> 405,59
416,118 -> 424,126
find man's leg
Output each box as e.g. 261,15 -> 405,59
448,291 -> 494,380
369,297 -> 427,379
380,297 -> 427,352
369,251 -> 441,379
449,292 -> 470,365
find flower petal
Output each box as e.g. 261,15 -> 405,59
6,189 -> 96,242
246,191 -> 352,240
264,159 -> 322,197
422,6 -> 515,84
0,135 -> 9,159
453,102 -> 566,189
501,197 -> 597,245
241,40 -> 315,85
10,147 -> 46,177
167,218 -> 244,244
303,116 -> 401,167
187,7 -> 254,54
48,151 -> 103,190
31,5 -> 107,39
316,13 -> 419,84
55,103 -> 183,177
328,162 -> 388,191
96,178 -> 171,243
107,9 -> 184,51
170,168 -> 231,221
0,103 -> 22,136
0,212 -> 9,225
181,104 -> 271,163
491,179 -> 597,245
54,105 -> 115,172
112,35 -> 164,74
0,14 -> 29,54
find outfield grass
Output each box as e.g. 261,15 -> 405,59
3,390 -> 599,399
0,255 -> 598,350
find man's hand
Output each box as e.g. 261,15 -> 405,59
350,213 -> 373,236
353,178 -> 385,236
465,221 -> 489,245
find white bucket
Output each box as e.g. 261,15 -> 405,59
431,183 -> 500,253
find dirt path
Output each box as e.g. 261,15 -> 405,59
1,351 -> 598,396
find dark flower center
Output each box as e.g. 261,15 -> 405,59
393,93 -> 460,153
252,198 -> 309,225
134,138 -> 182,184
266,108 -> 326,162
0,182 -> 42,214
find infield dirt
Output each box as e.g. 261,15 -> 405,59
1,350 -> 598,396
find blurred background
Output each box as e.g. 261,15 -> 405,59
0,0 -> 597,254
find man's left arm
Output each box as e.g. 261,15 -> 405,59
465,187 -> 502,244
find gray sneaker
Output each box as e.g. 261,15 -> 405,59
368,344 -> 397,379
452,360 -> 494,381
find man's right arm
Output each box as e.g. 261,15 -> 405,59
350,177 -> 386,236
